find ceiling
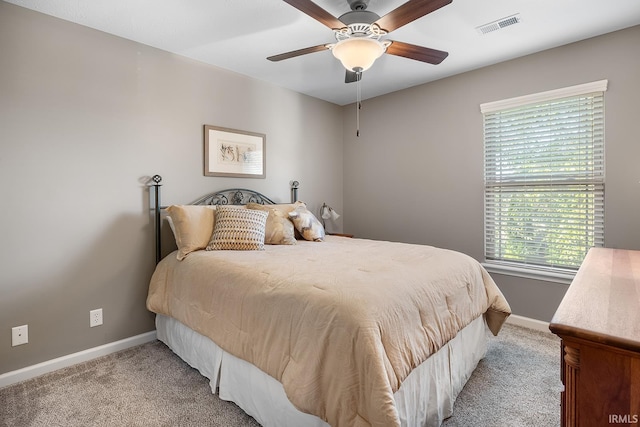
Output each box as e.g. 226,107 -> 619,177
7,0 -> 640,105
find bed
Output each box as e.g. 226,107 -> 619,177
146,176 -> 511,427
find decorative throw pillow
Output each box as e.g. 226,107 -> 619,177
271,202 -> 306,240
288,203 -> 325,242
207,206 -> 269,251
246,203 -> 296,245
267,203 -> 298,216
166,205 -> 217,260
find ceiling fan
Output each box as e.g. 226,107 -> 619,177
267,0 -> 452,83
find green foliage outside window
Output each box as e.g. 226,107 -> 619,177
483,88 -> 605,272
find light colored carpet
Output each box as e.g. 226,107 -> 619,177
0,323 -> 561,426
442,323 -> 562,426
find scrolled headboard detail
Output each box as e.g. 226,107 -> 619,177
191,189 -> 275,206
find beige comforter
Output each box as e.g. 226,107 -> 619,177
147,236 -> 510,427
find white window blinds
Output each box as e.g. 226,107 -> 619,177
482,81 -> 606,272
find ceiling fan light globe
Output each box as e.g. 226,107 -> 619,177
332,38 -> 384,72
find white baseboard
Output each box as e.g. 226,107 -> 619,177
505,314 -> 552,334
0,316 -> 550,388
0,330 -> 157,389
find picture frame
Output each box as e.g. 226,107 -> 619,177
204,125 -> 265,178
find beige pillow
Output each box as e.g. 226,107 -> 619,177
166,205 -> 216,260
206,206 -> 269,251
273,202 -> 306,240
288,203 -> 325,242
246,203 -> 296,245
267,203 -> 298,216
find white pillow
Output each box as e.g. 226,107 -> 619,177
288,203 -> 325,242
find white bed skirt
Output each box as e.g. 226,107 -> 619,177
156,314 -> 488,427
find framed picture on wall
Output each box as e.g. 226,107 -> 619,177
204,125 -> 265,178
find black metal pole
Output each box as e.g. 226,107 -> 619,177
152,175 -> 162,264
290,180 -> 299,203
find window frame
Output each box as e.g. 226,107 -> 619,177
480,80 -> 607,284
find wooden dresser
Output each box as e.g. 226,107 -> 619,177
549,248 -> 640,427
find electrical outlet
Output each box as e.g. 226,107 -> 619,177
12,325 -> 28,346
90,308 -> 103,327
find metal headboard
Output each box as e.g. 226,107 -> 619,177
190,188 -> 275,206
150,175 -> 296,264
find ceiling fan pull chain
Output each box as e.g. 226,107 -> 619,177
356,98 -> 360,137
356,69 -> 362,137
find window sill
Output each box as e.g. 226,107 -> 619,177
482,262 -> 575,285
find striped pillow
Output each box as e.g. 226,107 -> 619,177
206,207 -> 268,251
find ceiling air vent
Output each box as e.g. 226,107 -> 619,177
477,14 -> 521,35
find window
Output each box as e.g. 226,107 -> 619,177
481,80 -> 606,281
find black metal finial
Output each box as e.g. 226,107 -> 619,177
152,175 -> 162,184
290,180 -> 300,203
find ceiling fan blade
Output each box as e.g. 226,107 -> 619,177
374,0 -> 452,32
282,0 -> 345,29
385,40 -> 448,64
345,70 -> 362,84
267,44 -> 330,62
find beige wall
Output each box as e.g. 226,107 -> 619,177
0,2 -> 343,374
343,25 -> 640,321
2,0 -> 638,375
